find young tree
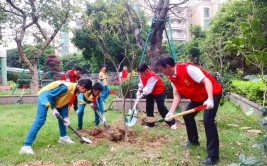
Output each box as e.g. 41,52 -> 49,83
0,0 -> 77,94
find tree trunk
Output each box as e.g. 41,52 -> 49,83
16,40 -> 39,95
149,19 -> 165,72
29,62 -> 39,94
150,41 -> 163,72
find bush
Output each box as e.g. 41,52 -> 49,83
7,71 -> 32,88
231,79 -> 265,105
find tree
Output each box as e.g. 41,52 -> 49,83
0,0 -> 77,94
130,0 -> 189,72
200,0 -> 265,75
45,53 -> 61,80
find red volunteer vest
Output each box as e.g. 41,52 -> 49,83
121,70 -> 128,79
169,63 -> 222,102
60,70 -> 80,82
140,70 -> 164,95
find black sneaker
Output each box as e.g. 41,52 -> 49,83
144,122 -> 155,128
200,156 -> 219,165
76,126 -> 82,131
180,140 -> 200,147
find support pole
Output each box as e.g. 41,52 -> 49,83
0,48 -> 7,86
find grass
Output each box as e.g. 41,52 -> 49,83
0,89 -> 31,96
0,97 -> 266,165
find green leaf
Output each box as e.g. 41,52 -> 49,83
259,106 -> 267,112
228,164 -> 239,166
252,142 -> 264,148
240,22 -> 250,28
239,154 -> 246,162
250,37 -> 256,45
245,109 -> 254,116
244,157 -> 262,165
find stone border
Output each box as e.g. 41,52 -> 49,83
0,95 -> 38,104
112,98 -> 190,111
227,92 -> 261,115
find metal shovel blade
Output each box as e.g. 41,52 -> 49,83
55,114 -> 92,144
81,136 -> 92,144
125,115 -> 138,126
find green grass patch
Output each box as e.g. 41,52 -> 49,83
0,98 -> 266,165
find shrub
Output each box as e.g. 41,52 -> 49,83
230,80 -> 265,105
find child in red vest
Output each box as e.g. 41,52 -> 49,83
61,67 -> 82,112
119,66 -> 128,82
136,63 -> 177,129
157,56 -> 222,165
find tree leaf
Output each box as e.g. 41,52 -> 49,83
244,157 -> 262,165
245,109 -> 254,116
239,154 -> 246,162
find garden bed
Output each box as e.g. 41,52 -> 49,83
227,92 -> 261,115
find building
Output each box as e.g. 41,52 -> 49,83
136,0 -> 227,42
187,0 -> 227,39
54,19 -> 83,55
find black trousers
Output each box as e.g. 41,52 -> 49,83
146,92 -> 176,126
183,93 -> 222,159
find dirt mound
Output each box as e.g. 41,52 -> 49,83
77,126 -> 136,143
17,161 -> 55,166
17,160 -> 91,166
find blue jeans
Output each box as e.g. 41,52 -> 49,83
100,81 -> 110,100
24,104 -> 68,146
77,97 -> 105,127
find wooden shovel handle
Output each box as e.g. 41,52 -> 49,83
132,95 -> 141,110
167,105 -> 207,120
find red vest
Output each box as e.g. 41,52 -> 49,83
121,70 -> 128,79
140,70 -> 164,95
60,70 -> 80,82
169,63 -> 222,102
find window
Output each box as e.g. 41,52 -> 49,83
204,20 -> 210,28
203,7 -> 210,18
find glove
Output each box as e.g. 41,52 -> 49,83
203,98 -> 214,109
52,108 -> 59,117
63,117 -> 70,126
165,111 -> 174,121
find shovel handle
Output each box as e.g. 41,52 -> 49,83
166,105 -> 207,121
55,114 -> 83,139
132,95 -> 141,110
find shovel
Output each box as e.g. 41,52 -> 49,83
125,95 -> 142,126
55,114 -> 92,144
16,85 -> 27,104
93,108 -> 122,141
152,105 -> 207,124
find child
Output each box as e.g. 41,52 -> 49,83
76,82 -> 106,130
99,64 -> 110,102
19,79 -> 93,155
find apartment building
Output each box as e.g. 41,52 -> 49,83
187,0 -> 227,39
137,0 -> 227,42
54,19 -> 82,55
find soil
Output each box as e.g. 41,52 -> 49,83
17,116 -> 185,166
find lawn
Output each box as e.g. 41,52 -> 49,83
0,96 -> 266,165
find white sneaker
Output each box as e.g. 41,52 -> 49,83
58,136 -> 75,144
19,146 -> 35,155
171,123 -> 177,130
